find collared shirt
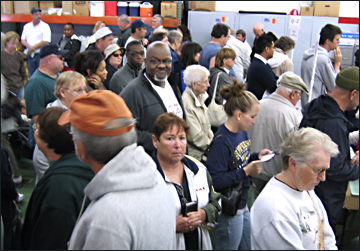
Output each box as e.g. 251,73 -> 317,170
144,73 -> 183,118
21,20 -> 51,54
188,87 -> 209,107
254,53 -> 268,65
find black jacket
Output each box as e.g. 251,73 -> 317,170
299,94 -> 359,226
120,70 -> 184,154
58,34 -> 81,68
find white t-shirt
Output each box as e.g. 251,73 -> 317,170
250,177 -> 337,250
145,73 -> 183,118
21,20 -> 51,54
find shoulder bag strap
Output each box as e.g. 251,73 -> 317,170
211,72 -> 222,103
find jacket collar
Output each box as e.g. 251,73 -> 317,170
151,150 -> 199,182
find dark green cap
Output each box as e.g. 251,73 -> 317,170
336,67 -> 359,90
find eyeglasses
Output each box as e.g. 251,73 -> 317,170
128,51 -> 145,57
198,78 -> 209,84
149,58 -> 172,66
66,88 -> 86,94
32,123 -> 38,132
112,53 -> 123,58
304,161 -> 329,175
295,90 -> 303,97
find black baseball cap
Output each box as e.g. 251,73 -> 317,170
31,7 -> 41,14
131,19 -> 146,30
40,43 -> 68,59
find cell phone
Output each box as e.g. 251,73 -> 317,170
184,201 -> 198,217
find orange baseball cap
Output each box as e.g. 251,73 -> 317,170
58,90 -> 135,136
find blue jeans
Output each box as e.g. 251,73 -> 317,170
14,88 -> 24,100
27,53 -> 40,78
215,205 -> 251,250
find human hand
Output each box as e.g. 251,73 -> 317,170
333,47 -> 342,69
86,74 -> 102,88
142,38 -> 149,46
351,151 -> 359,165
176,215 -> 191,233
243,160 -> 263,176
187,209 -> 205,230
258,149 -> 273,160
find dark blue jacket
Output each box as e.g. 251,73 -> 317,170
246,57 -> 278,100
299,94 -> 359,226
205,124 -> 259,210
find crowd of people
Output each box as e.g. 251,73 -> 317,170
1,6 -> 359,250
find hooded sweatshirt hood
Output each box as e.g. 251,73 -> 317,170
84,143 -> 158,201
302,44 -> 329,61
302,94 -> 353,131
268,48 -> 289,68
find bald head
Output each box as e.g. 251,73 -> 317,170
146,41 -> 170,59
253,22 -> 265,39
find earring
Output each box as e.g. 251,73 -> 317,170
238,119 -> 240,123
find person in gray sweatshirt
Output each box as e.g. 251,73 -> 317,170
61,90 -> 177,250
301,23 -> 343,108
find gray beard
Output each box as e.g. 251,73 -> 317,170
154,74 -> 168,82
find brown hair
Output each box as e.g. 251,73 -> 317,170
152,113 -> 190,141
220,79 -> 259,117
215,48 -> 236,68
38,107 -> 74,155
3,31 -> 20,48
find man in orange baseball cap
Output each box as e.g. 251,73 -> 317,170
59,90 -> 176,249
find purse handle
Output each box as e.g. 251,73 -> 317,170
211,72 -> 222,103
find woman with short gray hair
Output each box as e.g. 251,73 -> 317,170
182,65 -> 213,160
250,127 -> 339,250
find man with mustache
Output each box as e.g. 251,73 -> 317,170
120,41 -> 184,155
21,7 -> 51,78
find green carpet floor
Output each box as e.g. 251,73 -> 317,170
14,157 -> 359,250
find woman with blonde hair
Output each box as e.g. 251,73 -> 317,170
205,80 -> 272,250
206,48 -> 236,107
32,71 -> 87,184
1,31 -> 27,99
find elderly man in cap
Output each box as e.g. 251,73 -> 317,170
251,127 -> 339,249
21,6 -> 51,77
248,72 -> 309,204
25,43 -> 67,148
86,26 -> 115,56
299,66 -> 359,238
123,19 -> 148,66
61,90 -> 176,249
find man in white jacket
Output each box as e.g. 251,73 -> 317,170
301,23 -> 342,108
60,90 -> 176,250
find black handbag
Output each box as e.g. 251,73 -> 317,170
201,134 -> 243,217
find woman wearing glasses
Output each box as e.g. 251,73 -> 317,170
32,71 -> 87,184
151,112 -> 221,250
250,127 -> 339,250
182,65 -> 213,161
73,50 -> 107,91
103,44 -> 125,90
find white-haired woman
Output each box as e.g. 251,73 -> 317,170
182,65 -> 213,161
32,71 -> 87,184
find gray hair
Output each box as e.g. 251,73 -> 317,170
277,85 -> 294,95
229,27 -> 236,36
118,14 -> 129,23
183,65 -> 209,87
153,14 -> 164,24
71,119 -> 137,164
168,30 -> 183,44
281,127 -> 339,170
